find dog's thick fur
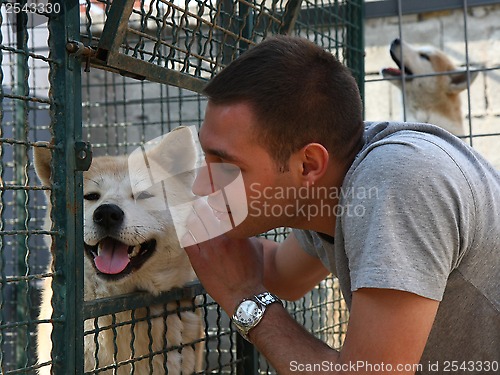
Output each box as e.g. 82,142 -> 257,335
382,38 -> 478,136
35,127 -> 203,374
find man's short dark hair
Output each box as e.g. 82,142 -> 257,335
203,35 -> 364,170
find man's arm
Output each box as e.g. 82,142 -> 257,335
184,234 -> 439,374
248,288 -> 439,374
260,233 -> 330,300
182,233 -> 327,317
339,289 -> 439,372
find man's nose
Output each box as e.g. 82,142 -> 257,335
192,164 -> 216,196
192,162 -> 240,196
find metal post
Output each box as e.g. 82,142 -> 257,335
279,0 -> 303,35
239,0 -> 252,51
14,2 -> 29,369
221,0 -> 237,65
47,1 -> 85,373
237,335 -> 259,374
346,0 -> 365,112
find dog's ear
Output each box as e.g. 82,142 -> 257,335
448,67 -> 479,93
33,143 -> 52,186
128,126 -> 200,188
149,126 -> 199,176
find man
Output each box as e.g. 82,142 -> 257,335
183,35 -> 500,374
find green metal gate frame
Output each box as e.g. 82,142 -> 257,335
65,0 -> 306,92
64,0 -> 364,94
46,1 -> 86,373
42,0 -> 364,373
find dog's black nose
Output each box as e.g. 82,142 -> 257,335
93,204 -> 124,229
392,38 -> 401,47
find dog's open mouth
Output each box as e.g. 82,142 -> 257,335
382,49 -> 414,78
84,238 -> 157,279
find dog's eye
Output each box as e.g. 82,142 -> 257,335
135,191 -> 154,200
419,53 -> 431,61
84,192 -> 100,201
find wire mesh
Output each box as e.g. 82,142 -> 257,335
0,0 -> 362,374
0,3 -> 54,373
79,0 -> 289,80
364,1 -> 500,169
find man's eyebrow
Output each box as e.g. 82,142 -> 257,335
204,148 -> 242,164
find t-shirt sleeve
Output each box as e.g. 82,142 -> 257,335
341,136 -> 475,301
292,229 -> 320,258
293,229 -> 338,274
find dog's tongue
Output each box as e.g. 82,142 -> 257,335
94,238 -> 130,274
382,67 -> 402,76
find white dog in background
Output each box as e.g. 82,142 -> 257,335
382,38 -> 478,136
34,127 -> 203,375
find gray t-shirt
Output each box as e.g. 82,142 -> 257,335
294,122 -> 500,373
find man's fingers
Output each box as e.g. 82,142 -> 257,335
180,199 -> 220,247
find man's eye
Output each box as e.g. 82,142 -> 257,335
136,191 -> 154,200
84,192 -> 100,201
220,163 -> 238,172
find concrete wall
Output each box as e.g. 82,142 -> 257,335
364,4 -> 500,169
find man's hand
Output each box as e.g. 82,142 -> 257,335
181,199 -> 330,312
184,236 -> 265,314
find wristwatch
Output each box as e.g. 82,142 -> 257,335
231,291 -> 282,342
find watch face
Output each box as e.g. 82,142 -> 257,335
236,300 -> 263,325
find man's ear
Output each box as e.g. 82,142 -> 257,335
298,143 -> 330,186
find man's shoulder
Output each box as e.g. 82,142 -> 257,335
362,121 -> 473,151
347,124 -> 469,194
353,121 -> 499,195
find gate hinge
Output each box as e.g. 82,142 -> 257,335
75,142 -> 92,171
66,40 -> 97,72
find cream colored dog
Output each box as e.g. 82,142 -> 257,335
382,38 -> 478,136
34,127 -> 203,374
